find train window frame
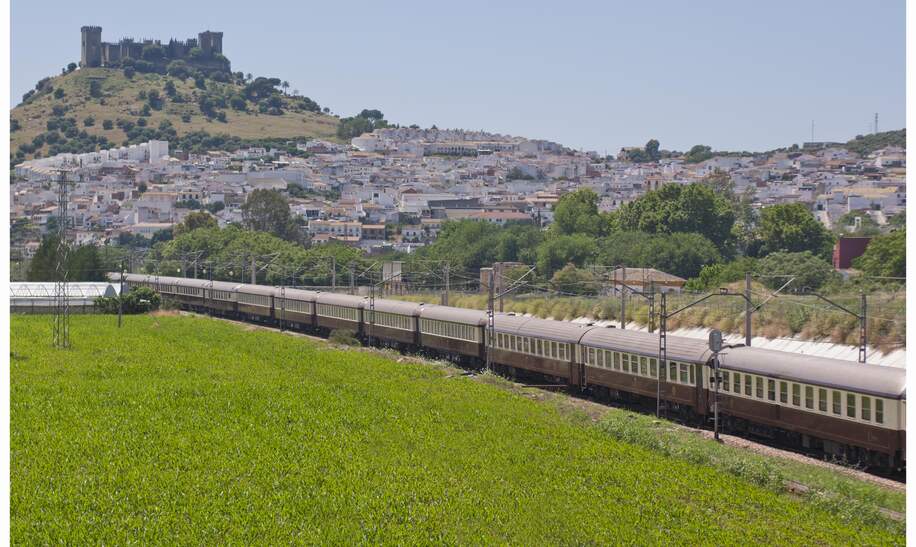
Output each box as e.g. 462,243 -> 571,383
744,375 -> 752,396
792,384 -> 800,407
679,363 -> 688,384
536,339 -> 543,356
861,396 -> 871,421
639,356 -> 647,377
622,354 -> 630,373
722,371 -> 730,392
588,347 -> 596,365
819,389 -> 828,412
846,393 -> 855,418
767,380 -> 776,402
733,372 -> 740,393
614,352 -> 621,371
510,336 -> 517,351
689,364 -> 695,385
832,391 -> 841,415
779,382 -> 788,404
805,386 -> 814,409
649,358 -> 657,378
875,399 -> 884,424
755,376 -> 763,399
668,361 -> 676,382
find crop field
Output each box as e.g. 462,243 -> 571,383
11,314 -> 904,544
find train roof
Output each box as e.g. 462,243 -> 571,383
316,292 -> 367,308
419,305 -> 488,326
718,346 -> 906,400
370,298 -> 424,316
497,314 -> 595,344
278,288 -> 320,302
236,284 -> 278,296
580,328 -> 712,364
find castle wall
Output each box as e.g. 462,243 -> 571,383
81,26 -> 226,70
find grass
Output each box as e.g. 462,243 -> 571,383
11,68 -> 340,158
11,314 -> 904,544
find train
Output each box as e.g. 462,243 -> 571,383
113,272 -> 906,471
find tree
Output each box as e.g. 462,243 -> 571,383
684,144 -> 713,163
612,183 -> 735,253
418,220 -> 502,272
281,81 -> 290,94
83,116 -> 95,127
66,62 -> 78,73
550,264 -> 599,295
27,236 -> 104,281
551,188 -> 605,237
756,203 -> 834,259
174,211 -> 218,236
645,139 -> 660,162
164,80 -> 177,97
639,232 -> 721,279
89,80 -> 102,98
756,251 -> 836,292
53,88 -> 65,99
852,228 -> 905,278
241,189 -> 300,241
834,209 -> 881,236
536,234 -> 598,278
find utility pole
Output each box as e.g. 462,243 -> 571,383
657,292 -> 667,417
486,269 -> 495,373
250,256 -> 257,284
118,260 -> 125,328
52,169 -> 71,349
860,292 -> 867,364
331,257 -> 336,290
648,281 -> 655,333
620,267 -> 626,329
442,263 -> 450,306
745,272 -> 752,346
348,262 -> 355,295
709,330 -> 723,442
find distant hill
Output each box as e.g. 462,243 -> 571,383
844,129 -> 906,156
10,67 -> 340,162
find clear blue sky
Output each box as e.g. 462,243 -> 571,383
11,0 -> 905,152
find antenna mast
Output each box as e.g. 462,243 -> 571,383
52,168 -> 72,349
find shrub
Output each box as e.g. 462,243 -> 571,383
95,286 -> 161,314
102,119 -> 113,130
329,329 -> 360,346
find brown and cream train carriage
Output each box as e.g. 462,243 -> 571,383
365,299 -> 424,347
315,293 -> 365,335
418,306 -> 486,361
488,315 -> 592,386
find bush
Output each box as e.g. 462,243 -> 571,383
83,116 -> 95,127
756,251 -> 836,292
53,88 -> 65,99
329,329 -> 360,346
102,119 -> 113,130
123,66 -> 136,79
95,286 -> 161,314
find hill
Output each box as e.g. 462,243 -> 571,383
845,129 -> 906,156
10,314 -> 902,543
10,67 -> 340,162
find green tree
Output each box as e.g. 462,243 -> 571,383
852,228 -> 905,278
756,203 -> 834,259
834,210 -> 881,236
639,232 -> 721,279
27,236 -> 104,281
418,220 -> 502,273
684,144 -> 713,163
241,189 -> 300,241
645,139 -> 660,162
756,251 -> 836,292
536,234 -> 598,278
551,188 -> 605,237
164,80 -> 177,97
613,183 -> 735,252
174,211 -> 219,236
550,264 -> 599,295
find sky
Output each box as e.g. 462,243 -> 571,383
10,0 -> 905,153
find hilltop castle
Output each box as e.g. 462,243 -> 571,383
80,26 -> 228,71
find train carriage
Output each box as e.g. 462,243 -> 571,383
275,288 -> 319,329
580,328 -> 710,413
418,306 -> 486,360
236,284 -> 276,321
717,347 -> 906,465
490,315 -> 593,385
315,293 -> 365,335
365,299 -> 423,347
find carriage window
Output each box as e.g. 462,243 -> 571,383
597,349 -> 604,367
861,397 -> 871,421
689,364 -> 695,385
536,339 -> 543,356
559,343 -> 567,360
832,391 -> 841,415
767,380 -> 776,401
805,386 -> 814,409
847,394 -> 856,418
721,371 -> 730,392
679,364 -> 688,384
733,372 -> 740,393
649,358 -> 657,378
510,336 -> 517,351
779,382 -> 788,404
744,375 -> 752,396
639,357 -> 647,376
755,376 -> 763,398
588,347 -> 596,365
613,352 -> 620,370
669,361 -> 677,381
819,389 -> 827,412
622,354 -> 630,373
792,384 -> 800,406
875,399 -> 884,424
552,342 -> 559,359
523,338 -> 530,353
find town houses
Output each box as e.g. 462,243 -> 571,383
10,129 -> 906,261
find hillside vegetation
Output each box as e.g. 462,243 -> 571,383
10,314 -> 902,543
10,67 -> 339,161
845,129 -> 906,157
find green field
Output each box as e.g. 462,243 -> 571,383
11,314 -> 903,544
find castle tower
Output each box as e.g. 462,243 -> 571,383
197,30 -> 223,56
80,26 -> 103,67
